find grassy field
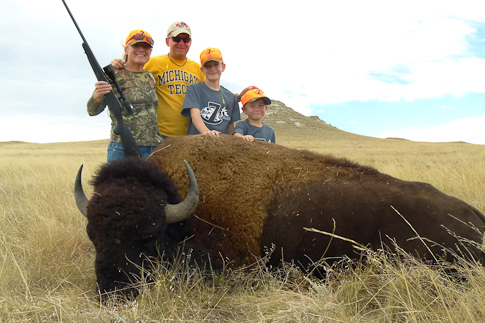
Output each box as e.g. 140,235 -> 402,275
1,102 -> 485,322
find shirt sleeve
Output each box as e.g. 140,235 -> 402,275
87,94 -> 106,116
234,121 -> 245,135
229,98 -> 241,123
181,85 -> 199,117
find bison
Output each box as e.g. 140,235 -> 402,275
75,135 -> 485,296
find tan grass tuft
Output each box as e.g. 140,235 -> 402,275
1,130 -> 485,321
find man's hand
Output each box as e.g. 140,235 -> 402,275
111,59 -> 125,69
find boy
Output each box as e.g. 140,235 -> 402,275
182,48 -> 240,136
234,88 -> 276,143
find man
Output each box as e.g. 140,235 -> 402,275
113,22 -> 205,137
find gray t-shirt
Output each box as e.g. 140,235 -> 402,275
234,119 -> 276,143
182,82 -> 241,135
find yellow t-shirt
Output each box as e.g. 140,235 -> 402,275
144,55 -> 206,136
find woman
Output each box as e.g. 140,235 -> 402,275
87,29 -> 162,163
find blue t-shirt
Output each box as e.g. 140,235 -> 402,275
182,82 -> 240,135
234,119 -> 276,143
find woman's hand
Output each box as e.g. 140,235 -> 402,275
93,81 -> 112,103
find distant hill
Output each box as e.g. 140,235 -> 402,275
242,100 -> 382,145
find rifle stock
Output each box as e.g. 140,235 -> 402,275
63,0 -> 141,158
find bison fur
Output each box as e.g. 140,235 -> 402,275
77,135 -> 485,296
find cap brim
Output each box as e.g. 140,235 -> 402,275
246,97 -> 271,105
129,40 -> 153,47
202,58 -> 223,66
171,29 -> 191,37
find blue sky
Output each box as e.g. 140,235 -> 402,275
318,93 -> 485,141
1,0 -> 485,144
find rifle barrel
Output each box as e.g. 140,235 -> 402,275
61,0 -> 141,158
61,0 -> 87,44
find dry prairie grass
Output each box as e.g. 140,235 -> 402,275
1,103 -> 485,322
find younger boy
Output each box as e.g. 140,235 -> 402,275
234,88 -> 276,143
182,48 -> 240,136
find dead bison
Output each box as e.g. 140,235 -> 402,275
75,135 -> 485,295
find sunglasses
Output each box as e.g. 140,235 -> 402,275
170,36 -> 191,43
127,33 -> 154,45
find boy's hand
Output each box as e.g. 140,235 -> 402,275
242,135 -> 255,142
205,130 -> 221,137
111,59 -> 125,69
236,86 -> 259,102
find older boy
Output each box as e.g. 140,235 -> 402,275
235,88 -> 276,143
181,48 -> 240,136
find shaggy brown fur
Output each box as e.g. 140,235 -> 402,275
86,158 -> 214,296
147,135 -> 485,267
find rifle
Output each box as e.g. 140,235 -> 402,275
61,0 -> 141,158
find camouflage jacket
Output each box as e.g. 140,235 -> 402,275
87,69 -> 163,146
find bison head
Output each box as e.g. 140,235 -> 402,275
74,158 -> 200,297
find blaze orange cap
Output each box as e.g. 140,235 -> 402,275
200,47 -> 223,66
125,29 -> 154,47
241,88 -> 271,107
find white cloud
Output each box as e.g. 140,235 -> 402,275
2,0 -> 485,143
0,114 -> 110,143
378,116 -> 485,144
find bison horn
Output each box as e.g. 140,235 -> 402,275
165,160 -> 199,224
74,165 -> 89,217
